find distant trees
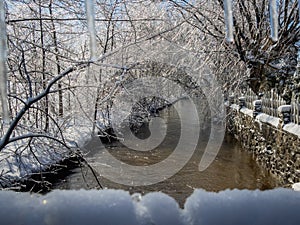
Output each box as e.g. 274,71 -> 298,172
169,0 -> 299,101
1,0 -> 198,187
2,0 -> 298,187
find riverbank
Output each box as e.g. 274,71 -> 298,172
0,97 -> 185,190
227,103 -> 300,186
0,116 -> 93,189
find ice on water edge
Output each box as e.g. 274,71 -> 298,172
0,0 -> 9,124
85,0 -> 97,61
224,0 -> 234,43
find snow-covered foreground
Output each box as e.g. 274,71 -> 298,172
0,188 -> 299,225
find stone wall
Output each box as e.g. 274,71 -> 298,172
227,104 -> 300,185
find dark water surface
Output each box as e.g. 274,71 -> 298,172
53,100 -> 280,206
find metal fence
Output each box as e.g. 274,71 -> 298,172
291,96 -> 300,125
239,89 -> 300,125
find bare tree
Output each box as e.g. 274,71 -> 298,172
168,0 -> 299,100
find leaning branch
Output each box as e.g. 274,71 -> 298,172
0,64 -> 83,150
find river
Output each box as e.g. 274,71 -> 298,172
53,99 -> 280,206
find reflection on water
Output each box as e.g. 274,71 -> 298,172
53,100 -> 280,206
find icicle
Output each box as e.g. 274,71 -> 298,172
224,0 -> 234,42
269,0 -> 278,42
0,0 -> 9,124
85,0 -> 97,61
298,0 -> 300,22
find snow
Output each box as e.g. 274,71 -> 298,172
253,100 -> 262,106
0,117 -> 93,186
135,192 -> 184,225
278,105 -> 291,113
240,107 -> 253,117
230,102 -> 281,128
256,113 -> 280,128
230,103 -> 240,111
283,123 -> 300,138
224,0 -> 234,42
184,188 -> 300,225
292,182 -> 300,191
0,188 -> 300,225
63,117 -> 93,148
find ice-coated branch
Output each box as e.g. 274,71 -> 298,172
224,0 -> 234,42
0,65 -> 78,151
85,0 -> 97,60
269,0 -> 278,42
0,0 -> 9,123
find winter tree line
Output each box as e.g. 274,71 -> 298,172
0,0 -> 298,188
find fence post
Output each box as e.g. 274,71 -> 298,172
238,96 -> 245,109
278,105 -> 291,125
229,94 -> 235,105
297,96 -> 299,125
253,100 -> 262,118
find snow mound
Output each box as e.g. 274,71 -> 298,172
292,182 -> 300,191
283,123 -> 300,138
0,188 -> 300,225
240,107 -> 253,117
256,113 -> 280,128
278,105 -> 291,113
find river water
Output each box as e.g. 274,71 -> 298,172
53,99 -> 280,206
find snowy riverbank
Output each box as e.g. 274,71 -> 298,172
0,188 -> 300,225
0,116 -> 94,188
0,96 -> 181,188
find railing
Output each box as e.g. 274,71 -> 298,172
261,90 -> 286,118
233,88 -> 300,125
291,96 -> 300,125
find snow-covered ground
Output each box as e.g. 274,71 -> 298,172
0,116 -> 94,187
0,188 -> 299,225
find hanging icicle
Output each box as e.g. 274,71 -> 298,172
0,0 -> 9,124
224,0 -> 234,42
85,0 -> 97,61
269,0 -> 278,42
298,0 -> 300,22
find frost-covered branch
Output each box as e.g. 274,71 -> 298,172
0,65 -> 82,151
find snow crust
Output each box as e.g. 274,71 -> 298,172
283,123 -> 300,138
240,107 -> 253,117
278,105 -> 291,113
256,113 -> 280,128
0,188 -> 299,225
292,182 -> 300,191
230,103 -> 239,111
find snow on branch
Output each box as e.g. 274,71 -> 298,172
0,64 -> 85,151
